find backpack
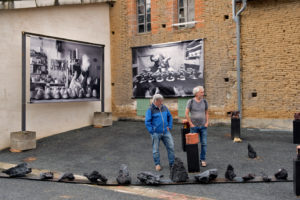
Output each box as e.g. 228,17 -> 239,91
189,98 -> 208,112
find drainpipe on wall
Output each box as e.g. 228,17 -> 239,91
232,0 -> 247,122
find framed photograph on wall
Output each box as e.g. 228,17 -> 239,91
132,39 -> 204,98
28,34 -> 104,103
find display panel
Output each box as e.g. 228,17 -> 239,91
29,34 -> 104,103
132,39 -> 204,98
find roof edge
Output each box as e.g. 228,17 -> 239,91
0,0 -> 116,10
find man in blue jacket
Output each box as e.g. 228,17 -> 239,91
145,94 -> 175,171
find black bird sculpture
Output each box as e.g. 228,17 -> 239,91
242,173 -> 255,181
261,172 -> 271,182
274,168 -> 288,180
137,171 -> 163,185
58,172 -> 75,182
170,157 -> 189,182
116,164 -> 131,185
40,172 -> 54,180
194,169 -> 218,184
248,143 -> 257,159
84,171 -> 107,184
225,164 -> 236,181
2,163 -> 32,178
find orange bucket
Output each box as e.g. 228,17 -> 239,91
185,133 -> 199,144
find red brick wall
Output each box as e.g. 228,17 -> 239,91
195,0 -> 204,28
127,0 -> 137,36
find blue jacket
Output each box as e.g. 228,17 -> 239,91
145,103 -> 173,134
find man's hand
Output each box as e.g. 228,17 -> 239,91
189,122 -> 195,128
167,127 -> 170,132
204,122 -> 208,127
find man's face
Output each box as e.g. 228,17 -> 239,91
155,99 -> 163,108
196,89 -> 204,98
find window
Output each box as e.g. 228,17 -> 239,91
178,0 -> 195,28
137,0 -> 151,33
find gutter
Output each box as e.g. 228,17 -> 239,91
232,0 -> 247,122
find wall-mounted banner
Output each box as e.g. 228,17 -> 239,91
132,39 -> 204,98
29,34 -> 104,103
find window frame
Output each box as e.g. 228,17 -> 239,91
177,0 -> 195,28
137,0 -> 151,33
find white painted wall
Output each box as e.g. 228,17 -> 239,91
0,4 -> 111,149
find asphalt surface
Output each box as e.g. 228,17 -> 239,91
0,120 -> 298,200
0,178 -> 157,200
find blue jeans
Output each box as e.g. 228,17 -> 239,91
151,132 -> 175,167
190,126 -> 207,161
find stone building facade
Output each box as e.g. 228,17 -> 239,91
0,0 -> 299,150
110,0 -> 300,130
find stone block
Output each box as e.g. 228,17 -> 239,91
93,112 -> 113,127
10,131 -> 36,151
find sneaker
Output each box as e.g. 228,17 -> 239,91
155,165 -> 162,171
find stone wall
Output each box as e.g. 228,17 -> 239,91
241,0 -> 300,119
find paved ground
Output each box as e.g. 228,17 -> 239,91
0,120 -> 298,200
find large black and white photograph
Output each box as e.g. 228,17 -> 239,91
29,35 -> 104,103
132,39 -> 204,98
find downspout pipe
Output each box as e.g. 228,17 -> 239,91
232,0 -> 247,122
